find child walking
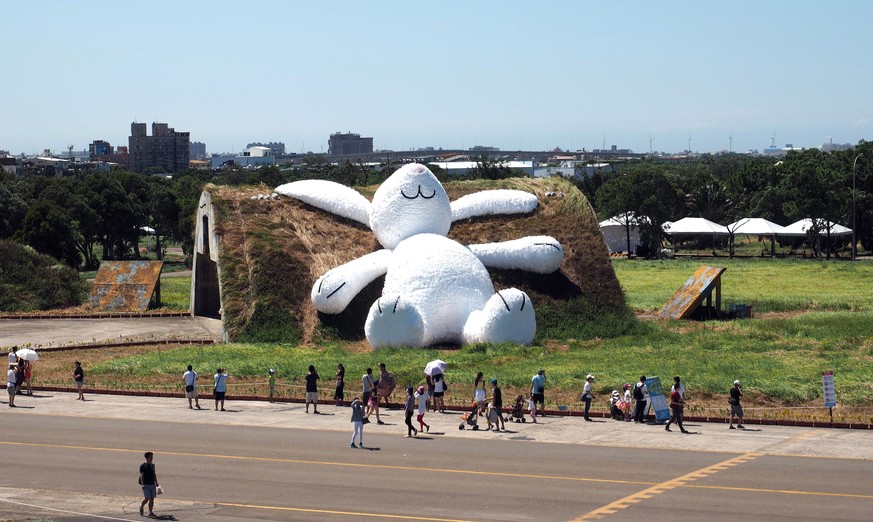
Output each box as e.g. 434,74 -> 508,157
415,385 -> 430,432
350,397 -> 365,448
529,394 -> 537,423
404,386 -> 418,437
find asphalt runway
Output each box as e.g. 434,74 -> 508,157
1,411 -> 871,521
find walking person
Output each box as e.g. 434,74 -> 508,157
404,386 -> 418,437
581,374 -> 595,421
268,368 -> 276,403
671,376 -> 686,399
350,397 -> 365,448
6,364 -> 16,407
665,386 -> 689,433
305,365 -> 320,414
729,380 -> 745,429
377,363 -> 396,406
490,378 -> 505,431
183,365 -> 201,409
362,367 -> 375,407
334,363 -> 345,406
138,451 -> 160,517
73,361 -> 85,400
632,375 -> 648,423
214,368 -> 228,411
529,369 -> 546,416
415,385 -> 430,432
473,371 -> 486,405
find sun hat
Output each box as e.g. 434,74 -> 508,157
269,368 -> 275,374
417,385 -> 425,393
734,380 -> 741,385
490,378 -> 498,384
586,374 -> 594,380
624,383 -> 631,389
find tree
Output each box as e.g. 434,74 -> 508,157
14,199 -> 81,267
780,149 -> 849,259
596,162 -> 683,257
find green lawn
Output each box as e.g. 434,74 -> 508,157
88,258 -> 872,422
612,258 -> 873,313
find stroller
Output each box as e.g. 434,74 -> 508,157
505,395 -> 527,423
459,401 -> 486,430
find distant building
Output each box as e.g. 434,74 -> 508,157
246,141 -> 285,157
89,140 -> 130,168
190,141 -> 207,160
328,132 -> 373,156
128,122 -> 190,173
210,145 -> 276,169
763,143 -> 803,157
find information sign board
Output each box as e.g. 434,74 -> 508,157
645,376 -> 671,421
821,371 -> 836,408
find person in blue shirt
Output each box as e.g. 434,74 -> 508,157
529,369 -> 546,416
214,368 -> 229,411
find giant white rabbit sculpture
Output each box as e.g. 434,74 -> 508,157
275,163 -> 564,348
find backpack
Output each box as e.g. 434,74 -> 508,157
633,384 -> 644,401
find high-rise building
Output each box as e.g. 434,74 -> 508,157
190,141 -> 207,160
328,132 -> 373,156
128,122 -> 190,173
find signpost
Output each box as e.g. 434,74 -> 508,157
645,376 -> 671,422
821,371 -> 836,422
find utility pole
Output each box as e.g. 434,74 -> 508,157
852,153 -> 863,260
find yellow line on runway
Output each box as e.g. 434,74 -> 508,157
0,440 -> 650,486
215,501 -> 470,521
684,483 -> 873,499
572,453 -> 763,520
5,440 -> 872,506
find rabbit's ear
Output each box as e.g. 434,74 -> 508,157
275,180 -> 372,227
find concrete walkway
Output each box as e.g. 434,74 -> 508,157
6,390 -> 872,461
0,316 -> 223,348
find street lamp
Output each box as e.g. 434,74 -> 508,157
852,153 -> 863,260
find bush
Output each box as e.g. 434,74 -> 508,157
0,239 -> 89,311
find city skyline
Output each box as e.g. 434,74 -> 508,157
2,1 -> 872,156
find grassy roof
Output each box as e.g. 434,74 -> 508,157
206,176 -> 630,345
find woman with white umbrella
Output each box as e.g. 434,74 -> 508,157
15,349 -> 38,397
425,360 -> 447,413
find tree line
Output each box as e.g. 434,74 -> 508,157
577,141 -> 872,259
1,143 -> 870,270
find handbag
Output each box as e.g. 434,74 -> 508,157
185,384 -> 194,392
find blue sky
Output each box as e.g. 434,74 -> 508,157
2,1 -> 872,156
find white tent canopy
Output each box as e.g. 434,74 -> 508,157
726,218 -> 786,236
663,217 -> 729,235
781,219 -> 852,236
599,213 -> 646,254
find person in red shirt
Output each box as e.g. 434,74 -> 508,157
664,388 -> 689,433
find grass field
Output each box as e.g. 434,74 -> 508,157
613,258 -> 873,313
39,258 -> 871,423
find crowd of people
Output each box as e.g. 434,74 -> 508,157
4,349 -> 747,439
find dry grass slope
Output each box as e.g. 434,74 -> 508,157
206,177 -> 627,344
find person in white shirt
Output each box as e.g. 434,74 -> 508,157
183,365 -> 201,410
7,348 -> 17,366
7,365 -> 17,407
581,375 -> 594,421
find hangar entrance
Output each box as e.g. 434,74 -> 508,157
193,214 -> 221,318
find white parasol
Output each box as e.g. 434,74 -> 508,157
424,359 -> 446,376
15,348 -> 39,361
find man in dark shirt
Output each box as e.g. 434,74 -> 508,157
139,451 -> 159,517
305,365 -> 320,414
490,378 -> 505,431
